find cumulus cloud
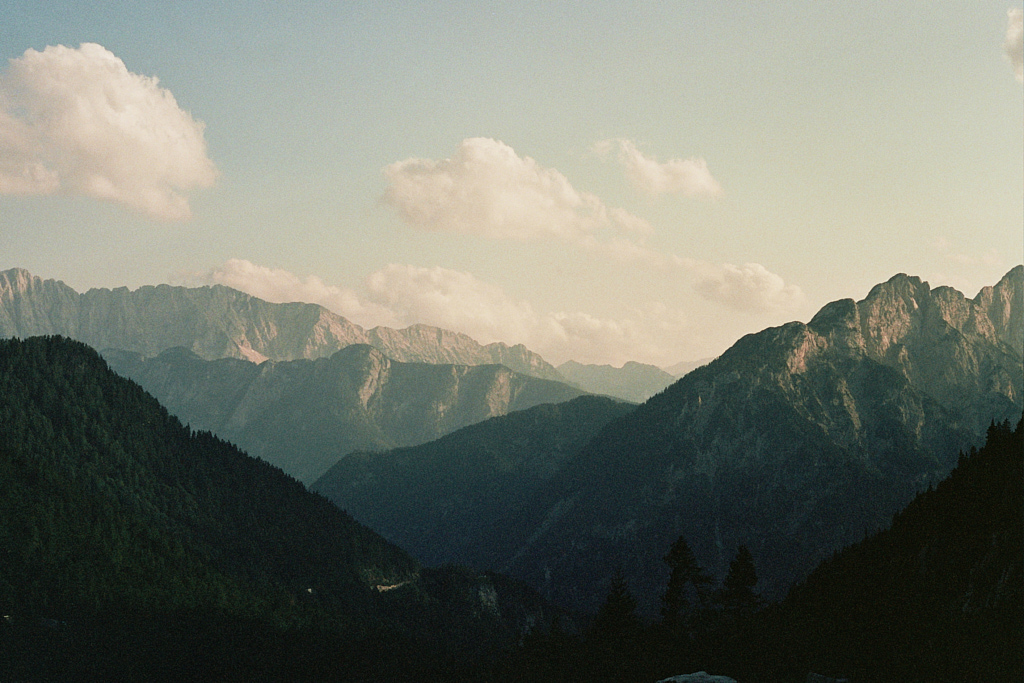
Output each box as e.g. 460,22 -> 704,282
595,138 -> 723,198
0,43 -> 216,219
382,137 -> 651,241
1007,9 -> 1023,83
362,264 -> 699,366
198,259 -> 707,366
203,259 -> 396,328
691,261 -> 805,314
363,264 -> 539,343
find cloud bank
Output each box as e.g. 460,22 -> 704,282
382,137 -> 651,241
0,43 -> 216,219
595,138 -> 723,198
1007,9 -> 1023,83
203,259 -> 395,328
690,261 -> 805,313
202,259 -> 802,366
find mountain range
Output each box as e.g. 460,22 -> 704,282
0,336 -> 558,681
315,267 -> 1023,615
1,264 -> 1020,679
103,344 -> 585,484
0,267 -> 561,380
557,360 -> 678,403
312,395 -> 637,570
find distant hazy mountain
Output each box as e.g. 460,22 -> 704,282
664,357 -> 716,378
104,344 -> 585,484
312,395 -> 636,570
0,336 -> 562,680
313,267 -> 1023,616
557,360 -> 677,403
0,267 -> 561,380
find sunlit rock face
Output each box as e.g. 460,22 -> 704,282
104,344 -> 584,484
0,268 -> 560,379
385,268 -> 1021,616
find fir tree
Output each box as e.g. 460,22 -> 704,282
661,535 -> 711,629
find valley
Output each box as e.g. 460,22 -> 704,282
0,266 -> 1020,681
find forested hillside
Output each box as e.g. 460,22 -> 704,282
313,394 -> 636,569
498,414 -> 1023,683
759,415 -> 1023,681
0,336 -> 555,681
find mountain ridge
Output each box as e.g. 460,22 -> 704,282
103,343 -> 586,484
0,267 -> 562,381
557,360 -> 677,403
312,267 -> 1023,616
0,335 -> 564,680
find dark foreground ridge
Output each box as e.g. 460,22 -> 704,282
497,413 -> 1023,682
0,336 -> 558,682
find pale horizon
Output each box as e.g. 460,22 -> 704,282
2,2 -> 1021,367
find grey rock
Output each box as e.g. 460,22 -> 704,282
104,344 -> 585,484
0,268 -> 561,380
657,673 -> 737,683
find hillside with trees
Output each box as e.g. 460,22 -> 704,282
500,414 -> 1022,682
0,336 -> 556,681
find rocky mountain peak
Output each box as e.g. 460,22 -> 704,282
0,267 -> 37,295
0,267 -> 561,381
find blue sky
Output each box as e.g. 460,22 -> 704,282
1,1 -> 1021,366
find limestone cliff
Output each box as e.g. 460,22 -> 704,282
104,344 -> 585,484
502,267 -> 1023,614
0,268 -> 561,380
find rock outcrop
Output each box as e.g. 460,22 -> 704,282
0,268 -> 562,380
503,268 -> 1023,613
104,344 -> 585,484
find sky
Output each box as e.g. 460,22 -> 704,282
1,1 -> 1021,368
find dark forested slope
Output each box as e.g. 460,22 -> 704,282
0,336 -> 555,681
312,394 -> 636,570
758,415 -> 1023,682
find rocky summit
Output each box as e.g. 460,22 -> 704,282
0,268 -> 561,380
504,267 -> 1022,614
313,268 -> 1022,616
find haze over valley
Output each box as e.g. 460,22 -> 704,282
1,2 -> 1021,681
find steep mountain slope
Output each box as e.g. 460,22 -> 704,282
314,269 -> 1022,617
557,360 -> 677,403
104,344 -> 585,484
0,267 -> 562,379
505,267 -> 1023,613
312,395 -> 636,569
0,336 -> 561,681
757,416 -> 1023,682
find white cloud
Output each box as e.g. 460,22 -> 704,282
202,259 -> 396,328
363,264 -> 699,366
0,43 -> 216,219
197,259 -> 709,367
364,264 -> 538,343
1007,9 -> 1023,83
596,138 -> 723,198
691,261 -> 805,314
382,137 -> 650,241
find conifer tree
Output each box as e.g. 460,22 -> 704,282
661,535 -> 712,629
718,544 -> 760,614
